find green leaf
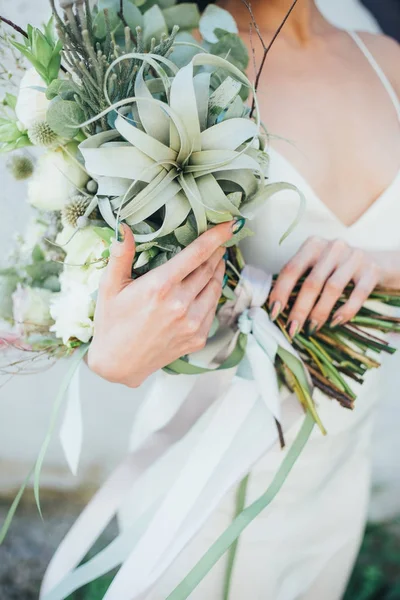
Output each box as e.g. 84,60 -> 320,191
199,5 -> 238,44
46,98 -> 85,138
32,30 -> 53,68
0,119 -> 21,143
123,2 -> 144,30
32,244 -> 45,263
4,93 -> 17,110
175,219 -> 197,246
143,5 -> 168,45
163,4 -> 200,31
93,226 -> 115,245
210,31 -> 249,72
169,31 -> 202,68
45,79 -> 62,100
46,79 -> 76,101
0,273 -> 19,320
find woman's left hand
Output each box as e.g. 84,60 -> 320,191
268,236 -> 383,337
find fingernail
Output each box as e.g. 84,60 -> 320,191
270,301 -> 281,322
288,320 -> 299,338
307,319 -> 319,337
330,315 -> 343,329
270,300 -> 282,322
232,217 -> 246,235
223,274 -> 229,288
223,251 -> 229,262
117,224 -> 125,243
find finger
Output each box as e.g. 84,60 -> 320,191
269,236 -> 327,320
100,224 -> 136,296
188,260 -> 224,323
161,221 -> 235,284
287,240 -> 351,335
185,261 -> 225,352
181,248 -> 225,302
331,270 -> 378,327
309,250 -> 364,331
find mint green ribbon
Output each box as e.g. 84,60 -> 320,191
166,412 -> 315,600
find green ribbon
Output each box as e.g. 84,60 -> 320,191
165,332 -> 248,375
166,412 -> 315,600
222,475 -> 249,600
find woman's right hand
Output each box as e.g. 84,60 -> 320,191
88,221 -> 237,388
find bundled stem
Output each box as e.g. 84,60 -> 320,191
226,247 -> 399,411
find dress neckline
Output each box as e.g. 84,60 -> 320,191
269,147 -> 400,231
267,31 -> 400,231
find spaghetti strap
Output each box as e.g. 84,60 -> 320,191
348,31 -> 400,120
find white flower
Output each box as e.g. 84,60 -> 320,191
20,217 -> 48,258
57,225 -> 107,294
15,68 -> 50,130
12,285 -> 54,336
50,284 -> 95,344
28,143 -> 89,211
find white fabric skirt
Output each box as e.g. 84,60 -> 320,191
118,369 -> 380,600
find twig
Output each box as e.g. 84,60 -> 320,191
0,15 -> 28,38
117,0 -> 136,44
241,0 -> 299,117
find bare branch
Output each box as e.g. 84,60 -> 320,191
0,15 -> 28,39
242,0 -> 299,117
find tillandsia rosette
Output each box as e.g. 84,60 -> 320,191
1,1 -> 400,598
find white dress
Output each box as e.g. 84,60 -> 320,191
41,32 -> 400,600
140,32 -> 400,600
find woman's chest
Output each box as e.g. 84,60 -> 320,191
252,36 -> 400,227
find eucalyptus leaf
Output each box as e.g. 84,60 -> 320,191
163,4 -> 200,31
174,219 -> 197,246
143,5 -> 168,45
199,5 -> 238,44
210,31 -> 249,72
47,98 -> 85,138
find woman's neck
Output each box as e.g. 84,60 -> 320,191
217,0 -> 330,45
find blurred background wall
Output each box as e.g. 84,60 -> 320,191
0,0 -> 399,522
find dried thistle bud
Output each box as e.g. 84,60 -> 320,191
28,121 -> 59,148
7,154 -> 34,181
62,194 -> 91,228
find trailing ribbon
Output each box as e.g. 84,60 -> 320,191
42,266 -> 316,600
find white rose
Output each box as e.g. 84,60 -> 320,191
28,143 -> 89,211
12,285 -> 54,336
50,284 -> 95,344
15,68 -> 50,130
57,226 -> 107,293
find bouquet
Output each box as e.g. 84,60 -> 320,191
0,1 -> 400,598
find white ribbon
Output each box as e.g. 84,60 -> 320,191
59,361 -> 83,476
42,266 -> 310,600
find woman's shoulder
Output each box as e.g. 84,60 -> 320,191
355,31 -> 400,95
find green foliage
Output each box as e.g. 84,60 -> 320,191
0,271 -> 19,320
199,4 -> 238,44
210,29 -> 249,72
163,4 -> 200,31
0,93 -> 32,153
10,17 -> 62,85
143,5 -> 168,45
46,98 -> 85,139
